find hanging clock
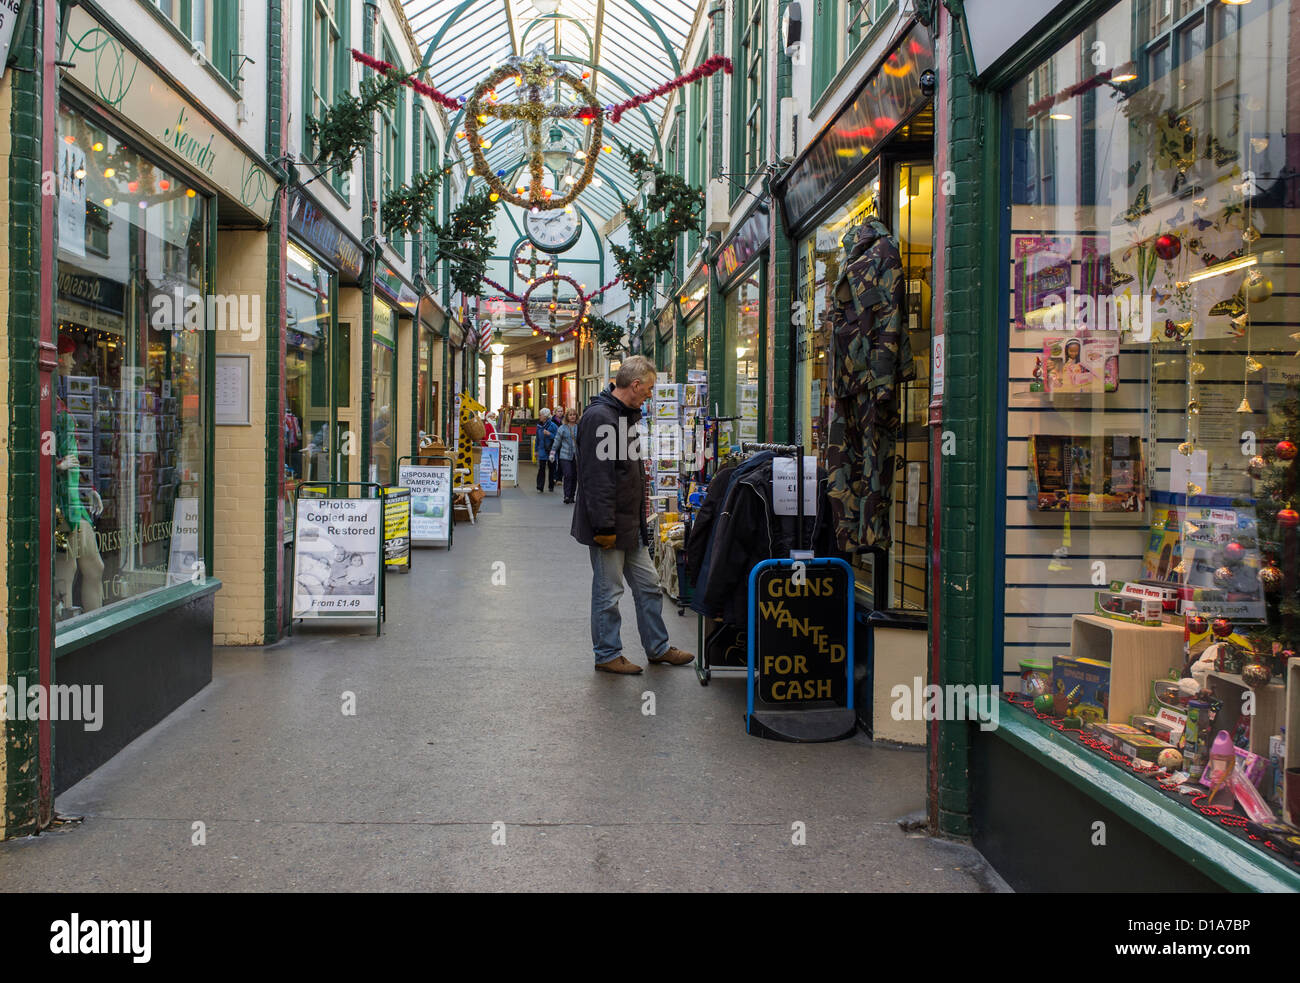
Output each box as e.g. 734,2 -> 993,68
525,208 -> 581,254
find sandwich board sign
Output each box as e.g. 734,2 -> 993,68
292,497 -> 382,619
745,557 -> 856,742
398,459 -> 451,547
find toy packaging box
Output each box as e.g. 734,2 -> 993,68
1052,655 -> 1111,723
1042,335 -> 1119,394
1086,721 -> 1145,750
1120,733 -> 1177,762
1027,434 -> 1144,512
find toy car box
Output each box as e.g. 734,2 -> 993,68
1051,655 -> 1111,723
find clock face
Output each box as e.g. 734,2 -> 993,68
525,209 -> 581,253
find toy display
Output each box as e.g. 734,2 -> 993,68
1027,434 -> 1144,512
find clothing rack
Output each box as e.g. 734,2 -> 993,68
741,442 -> 807,550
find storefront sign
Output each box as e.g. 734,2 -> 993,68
61,6 -> 275,222
778,22 -> 935,232
288,190 -> 365,281
718,201 -> 770,287
292,498 -> 382,618
678,265 -> 709,318
749,559 -> 853,708
550,340 -> 575,362
375,263 -> 419,309
382,488 -> 411,570
399,462 -> 451,546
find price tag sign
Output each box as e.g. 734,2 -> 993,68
771,456 -> 818,517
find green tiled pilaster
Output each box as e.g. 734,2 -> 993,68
5,3 -> 44,837
264,0 -> 285,641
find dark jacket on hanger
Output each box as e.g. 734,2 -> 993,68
693,455 -> 837,624
571,386 -> 649,551
684,464 -> 738,581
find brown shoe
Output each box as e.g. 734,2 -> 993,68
648,646 -> 695,666
594,655 -> 643,674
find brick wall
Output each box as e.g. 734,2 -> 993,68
213,231 -> 272,645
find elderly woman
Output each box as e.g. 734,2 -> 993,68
549,407 -> 581,503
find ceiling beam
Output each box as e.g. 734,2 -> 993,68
591,0 -> 605,98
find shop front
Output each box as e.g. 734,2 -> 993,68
717,201 -> 770,440
656,305 -> 676,380
945,0 -> 1300,890
417,298 -> 444,444
48,5 -> 276,792
773,17 -> 936,742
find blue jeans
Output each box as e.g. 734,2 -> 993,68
589,545 -> 670,665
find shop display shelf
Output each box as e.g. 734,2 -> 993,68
1204,670 -> 1287,758
1070,613 -> 1185,723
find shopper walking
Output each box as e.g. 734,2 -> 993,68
550,408 -> 580,503
571,355 -> 694,674
535,407 -> 559,492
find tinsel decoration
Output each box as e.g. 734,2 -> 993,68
610,145 -> 705,303
351,49 -> 462,111
608,55 -> 733,123
463,53 -> 603,212
520,273 -> 587,335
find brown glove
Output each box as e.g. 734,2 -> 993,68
593,534 -> 616,550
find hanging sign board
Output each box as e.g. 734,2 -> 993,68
382,487 -> 411,571
292,498 -> 382,618
772,456 -> 818,516
497,434 -> 519,484
478,444 -> 501,495
746,558 -> 856,742
399,462 -> 451,546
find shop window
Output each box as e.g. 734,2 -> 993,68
689,54 -> 708,256
372,305 -> 396,486
304,0 -> 351,197
731,0 -> 766,196
153,0 -> 240,85
422,122 -> 440,287
285,242 -> 334,501
1000,0 -> 1299,725
685,313 -> 707,378
726,275 -> 761,427
54,103 -> 208,624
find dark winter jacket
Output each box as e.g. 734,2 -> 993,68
693,457 -> 837,623
684,464 -> 738,580
571,387 -> 649,551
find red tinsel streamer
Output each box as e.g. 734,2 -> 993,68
351,48 -> 462,111
609,56 -> 732,124
481,277 -> 522,302
584,276 -> 621,300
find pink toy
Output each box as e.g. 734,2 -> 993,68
1201,730 -> 1236,808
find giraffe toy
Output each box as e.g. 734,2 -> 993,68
456,391 -> 487,480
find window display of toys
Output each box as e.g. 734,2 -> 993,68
1051,655 -> 1110,723
1094,589 -> 1163,626
1019,659 -> 1052,697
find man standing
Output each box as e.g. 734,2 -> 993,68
571,356 -> 694,674
535,407 -> 559,492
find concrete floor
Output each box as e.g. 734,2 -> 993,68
0,465 -> 1006,892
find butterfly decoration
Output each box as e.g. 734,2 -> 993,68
1201,247 -> 1244,267
1109,263 -> 1135,286
1163,319 -> 1193,341
1167,207 -> 1186,226
1209,293 -> 1246,318
1151,287 -> 1173,306
1123,186 -> 1151,223
1206,137 -> 1240,168
1191,215 -> 1214,231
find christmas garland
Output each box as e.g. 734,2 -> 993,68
381,167 -> 442,235
307,70 -> 405,171
587,314 -> 627,359
429,189 -> 498,298
610,145 -> 705,303
608,55 -> 732,123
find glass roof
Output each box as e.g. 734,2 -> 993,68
405,0 -> 703,221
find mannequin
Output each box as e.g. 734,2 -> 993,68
53,335 -> 105,617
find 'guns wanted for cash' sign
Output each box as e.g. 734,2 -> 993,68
745,557 -> 856,743
293,498 -> 382,618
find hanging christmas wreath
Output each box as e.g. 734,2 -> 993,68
521,273 -> 587,335
610,145 -> 704,303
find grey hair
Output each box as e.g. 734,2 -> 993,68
539,407 -> 552,418
615,354 -> 656,389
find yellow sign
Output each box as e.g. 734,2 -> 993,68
383,487 -> 411,569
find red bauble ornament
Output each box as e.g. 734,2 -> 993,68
1276,440 -> 1298,461
1188,615 -> 1209,635
1154,233 -> 1181,261
1211,618 -> 1233,639
1259,565 -> 1284,592
1278,508 -> 1300,529
1224,541 -> 1245,562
